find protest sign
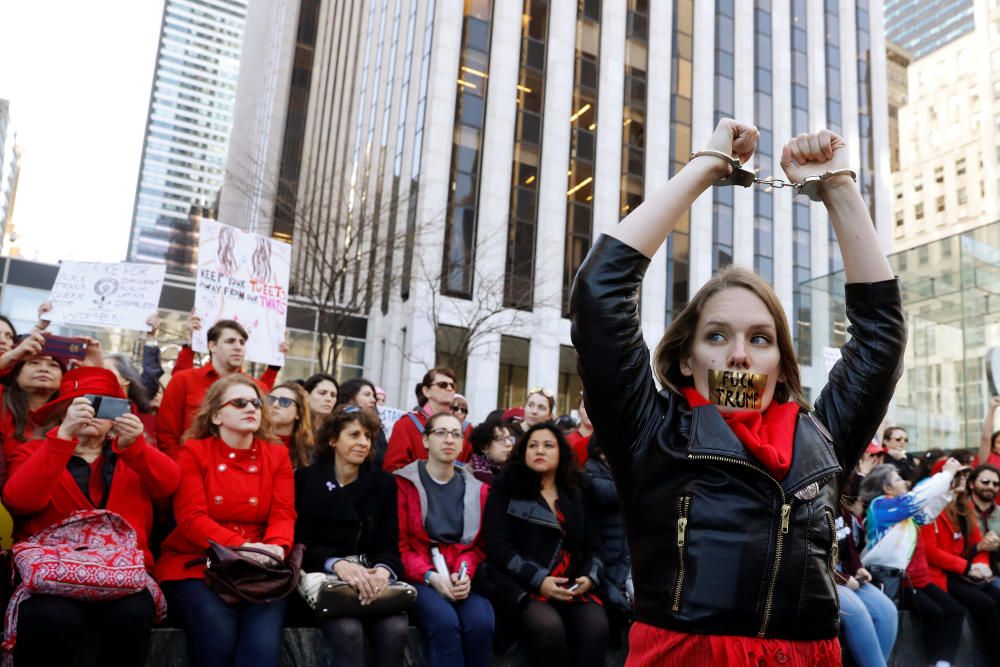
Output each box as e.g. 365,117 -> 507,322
46,261 -> 166,331
193,220 -> 291,366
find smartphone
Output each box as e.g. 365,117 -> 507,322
567,583 -> 581,593
16,333 -> 88,362
84,395 -> 131,420
457,562 -> 469,581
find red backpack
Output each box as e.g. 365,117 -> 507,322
2,509 -> 166,657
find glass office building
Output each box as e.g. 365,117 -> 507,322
804,220 -> 1000,452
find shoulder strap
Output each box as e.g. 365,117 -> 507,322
406,412 -> 424,434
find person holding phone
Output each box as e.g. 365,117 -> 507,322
155,375 -> 296,667
394,412 -> 493,667
570,119 -> 906,664
480,422 -> 607,667
2,366 -> 180,665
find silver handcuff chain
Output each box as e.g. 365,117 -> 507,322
689,150 -> 856,202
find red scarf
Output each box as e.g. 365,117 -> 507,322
681,386 -> 800,480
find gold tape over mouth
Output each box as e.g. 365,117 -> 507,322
708,369 -> 768,410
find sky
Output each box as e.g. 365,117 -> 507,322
0,0 -> 164,264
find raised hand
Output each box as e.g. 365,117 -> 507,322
112,413 -> 144,449
58,397 -> 98,440
779,130 -> 850,184
704,118 -> 760,166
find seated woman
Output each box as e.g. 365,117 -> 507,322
304,373 -> 339,435
337,377 -> 388,467
861,460 -> 966,667
2,366 -> 180,665
155,375 -> 296,667
509,389 -> 555,439
395,412 -> 493,667
922,464 -> 1000,665
482,422 -> 607,667
0,332 -> 66,458
268,381 -> 315,468
295,406 -> 408,667
467,417 -> 513,485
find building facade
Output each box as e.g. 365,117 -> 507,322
883,0 -> 975,59
128,0 -> 248,274
889,0 -> 1000,252
223,0 -> 892,418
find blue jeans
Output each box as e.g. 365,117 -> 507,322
164,579 -> 289,667
838,583 -> 898,667
411,584 -> 494,667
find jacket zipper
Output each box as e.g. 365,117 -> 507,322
688,453 -> 789,637
825,508 -> 840,612
672,495 -> 691,612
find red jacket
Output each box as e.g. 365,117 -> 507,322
0,385 -> 40,459
394,461 -> 488,583
922,511 -> 990,591
383,410 -> 472,472
172,346 -> 278,389
155,435 -> 296,582
566,430 -> 591,466
2,427 -> 180,569
156,365 -> 274,459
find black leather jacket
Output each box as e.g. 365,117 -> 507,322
569,235 -> 906,640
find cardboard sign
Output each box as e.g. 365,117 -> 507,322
193,220 -> 291,366
46,261 -> 166,331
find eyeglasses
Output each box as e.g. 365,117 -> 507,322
528,387 -> 554,399
428,428 -> 463,440
267,396 -> 297,409
430,380 -> 456,390
451,404 -> 468,413
222,398 -> 263,410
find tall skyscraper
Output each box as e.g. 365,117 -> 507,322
128,0 -> 248,274
883,0 -> 975,58
0,99 -> 23,254
223,0 -> 892,414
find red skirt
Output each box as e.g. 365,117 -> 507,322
625,622 -> 841,667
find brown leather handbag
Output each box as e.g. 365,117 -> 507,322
202,540 -> 304,605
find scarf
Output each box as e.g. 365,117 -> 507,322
681,386 -> 800,480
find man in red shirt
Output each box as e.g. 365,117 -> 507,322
156,320 -> 272,459
566,392 -> 593,466
382,367 -> 472,471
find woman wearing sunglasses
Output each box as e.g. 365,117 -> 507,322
155,375 -> 296,667
268,381 -> 315,469
570,119 -> 906,664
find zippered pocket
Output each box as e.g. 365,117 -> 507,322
672,495 -> 692,613
824,508 -> 840,612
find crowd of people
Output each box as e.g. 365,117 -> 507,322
0,121 -> 995,667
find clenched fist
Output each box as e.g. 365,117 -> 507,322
779,130 -> 850,184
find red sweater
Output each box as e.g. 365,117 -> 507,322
156,365 -> 273,459
154,436 -> 296,582
2,428 -> 180,569
395,462 -> 488,583
922,512 -> 990,591
382,410 -> 472,472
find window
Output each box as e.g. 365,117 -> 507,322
915,202 -> 924,219
914,177 -> 922,192
936,195 -> 945,212
957,187 -> 967,205
934,166 -> 944,184
956,158 -> 966,176
895,210 -> 904,227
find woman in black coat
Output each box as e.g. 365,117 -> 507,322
294,406 -> 408,667
481,421 -> 607,667
583,438 -> 631,623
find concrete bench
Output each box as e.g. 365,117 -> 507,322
60,609 -> 982,666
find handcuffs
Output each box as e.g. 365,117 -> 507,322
689,149 -> 856,202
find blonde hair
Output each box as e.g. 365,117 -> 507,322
183,375 -> 276,442
652,265 -> 810,410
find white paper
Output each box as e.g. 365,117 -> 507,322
823,346 -> 843,376
46,261 -> 166,331
193,220 -> 291,366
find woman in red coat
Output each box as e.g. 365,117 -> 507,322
923,476 -> 1000,664
155,374 -> 296,667
2,366 -> 180,666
